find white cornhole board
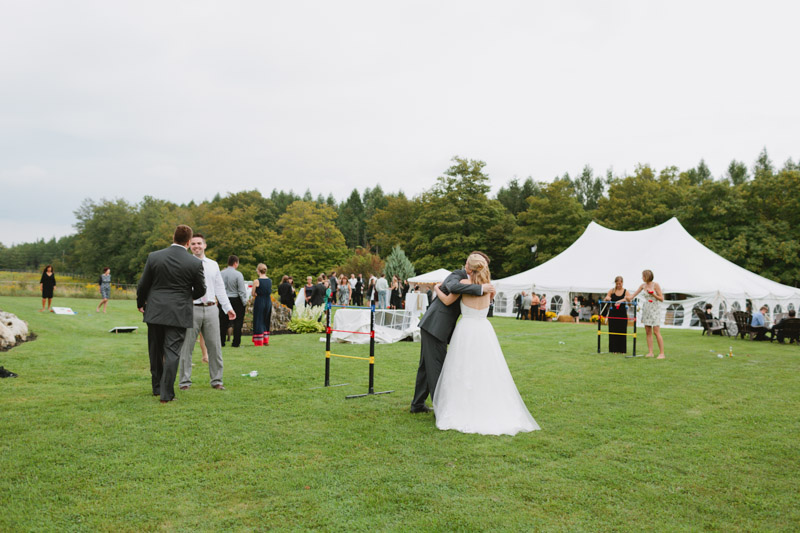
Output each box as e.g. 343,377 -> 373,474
51,307 -> 76,315
109,326 -> 138,334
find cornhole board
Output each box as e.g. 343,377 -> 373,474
109,327 -> 138,334
52,307 -> 76,315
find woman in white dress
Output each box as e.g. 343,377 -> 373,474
432,254 -> 540,436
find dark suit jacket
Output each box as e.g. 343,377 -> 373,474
136,244 -> 206,328
278,281 -> 294,306
310,283 -> 326,306
418,269 -> 483,343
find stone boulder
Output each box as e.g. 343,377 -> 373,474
0,310 -> 33,351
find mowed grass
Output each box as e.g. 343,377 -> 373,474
1,296 -> 799,532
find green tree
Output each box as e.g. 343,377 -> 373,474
336,248 -> 384,278
212,190 -> 277,229
338,189 -> 366,248
568,165 -> 605,211
753,147 -> 774,178
594,164 -> 685,230
496,177 -> 541,216
410,157 -> 514,276
504,179 -> 589,274
366,193 -> 419,258
72,198 -> 140,282
273,201 -> 349,280
384,245 -> 415,280
726,160 -> 749,185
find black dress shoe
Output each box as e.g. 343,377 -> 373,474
410,405 -> 433,414
0,367 -> 18,378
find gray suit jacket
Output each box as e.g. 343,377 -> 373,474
137,244 -> 206,328
418,269 -> 483,343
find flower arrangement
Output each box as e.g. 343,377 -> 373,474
590,314 -> 607,325
545,311 -> 557,319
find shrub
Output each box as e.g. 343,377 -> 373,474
287,305 -> 326,334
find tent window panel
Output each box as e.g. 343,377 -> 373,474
550,295 -> 563,314
666,303 -> 684,326
774,304 -> 783,316
718,302 -> 727,318
731,301 -> 741,312
789,303 -> 796,312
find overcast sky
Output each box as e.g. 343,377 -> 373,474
1,1 -> 798,245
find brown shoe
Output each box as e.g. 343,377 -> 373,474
180,385 -> 190,391
212,384 -> 226,390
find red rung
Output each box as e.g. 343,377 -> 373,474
326,327 -> 332,334
370,331 -> 375,338
330,329 -> 371,335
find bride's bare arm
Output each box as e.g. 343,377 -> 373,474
434,283 -> 459,306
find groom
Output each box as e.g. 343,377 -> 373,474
410,251 -> 496,413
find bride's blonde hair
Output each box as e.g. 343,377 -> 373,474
467,253 -> 490,285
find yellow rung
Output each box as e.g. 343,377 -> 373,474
326,350 -> 331,359
330,353 -> 370,361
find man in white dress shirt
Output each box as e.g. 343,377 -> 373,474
179,234 -> 236,391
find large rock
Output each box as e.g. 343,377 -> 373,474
0,310 -> 33,351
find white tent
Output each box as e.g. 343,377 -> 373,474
408,268 -> 451,284
493,218 -> 800,327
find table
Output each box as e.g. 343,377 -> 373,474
405,292 -> 429,315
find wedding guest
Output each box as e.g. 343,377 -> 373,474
539,294 -> 547,321
530,293 -> 540,321
570,296 -> 580,323
353,274 -> 364,306
251,264 -> 273,346
337,274 -> 351,305
604,276 -> 629,353
521,292 -> 532,320
390,275 -> 402,309
770,309 -> 797,343
628,269 -> 665,358
515,293 -> 524,320
220,255 -> 248,348
304,276 -> 315,307
703,303 -> 714,320
96,267 -> 111,313
39,264 -> 56,312
750,305 -> 770,341
278,275 -> 295,311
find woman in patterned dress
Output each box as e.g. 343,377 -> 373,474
96,267 -> 111,313
628,269 -> 665,359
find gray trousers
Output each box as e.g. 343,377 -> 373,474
180,305 -> 223,387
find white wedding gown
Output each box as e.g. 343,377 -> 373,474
434,301 -> 540,436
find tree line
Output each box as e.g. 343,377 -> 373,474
1,149 -> 798,289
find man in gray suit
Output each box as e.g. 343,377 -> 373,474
410,251 -> 496,413
137,225 -> 206,403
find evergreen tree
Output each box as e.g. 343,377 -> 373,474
384,245 -> 415,280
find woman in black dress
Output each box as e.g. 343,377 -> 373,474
389,275 -> 402,309
604,276 -> 629,353
39,264 -> 56,312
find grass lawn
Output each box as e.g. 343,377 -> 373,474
1,295 -> 799,532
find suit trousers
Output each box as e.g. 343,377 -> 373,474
180,305 -> 224,387
411,328 -> 448,408
147,323 -> 186,401
219,296 -> 245,347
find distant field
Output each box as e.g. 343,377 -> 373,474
1,295 -> 799,531
0,270 -> 136,300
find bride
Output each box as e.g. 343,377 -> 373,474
432,254 -> 539,436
